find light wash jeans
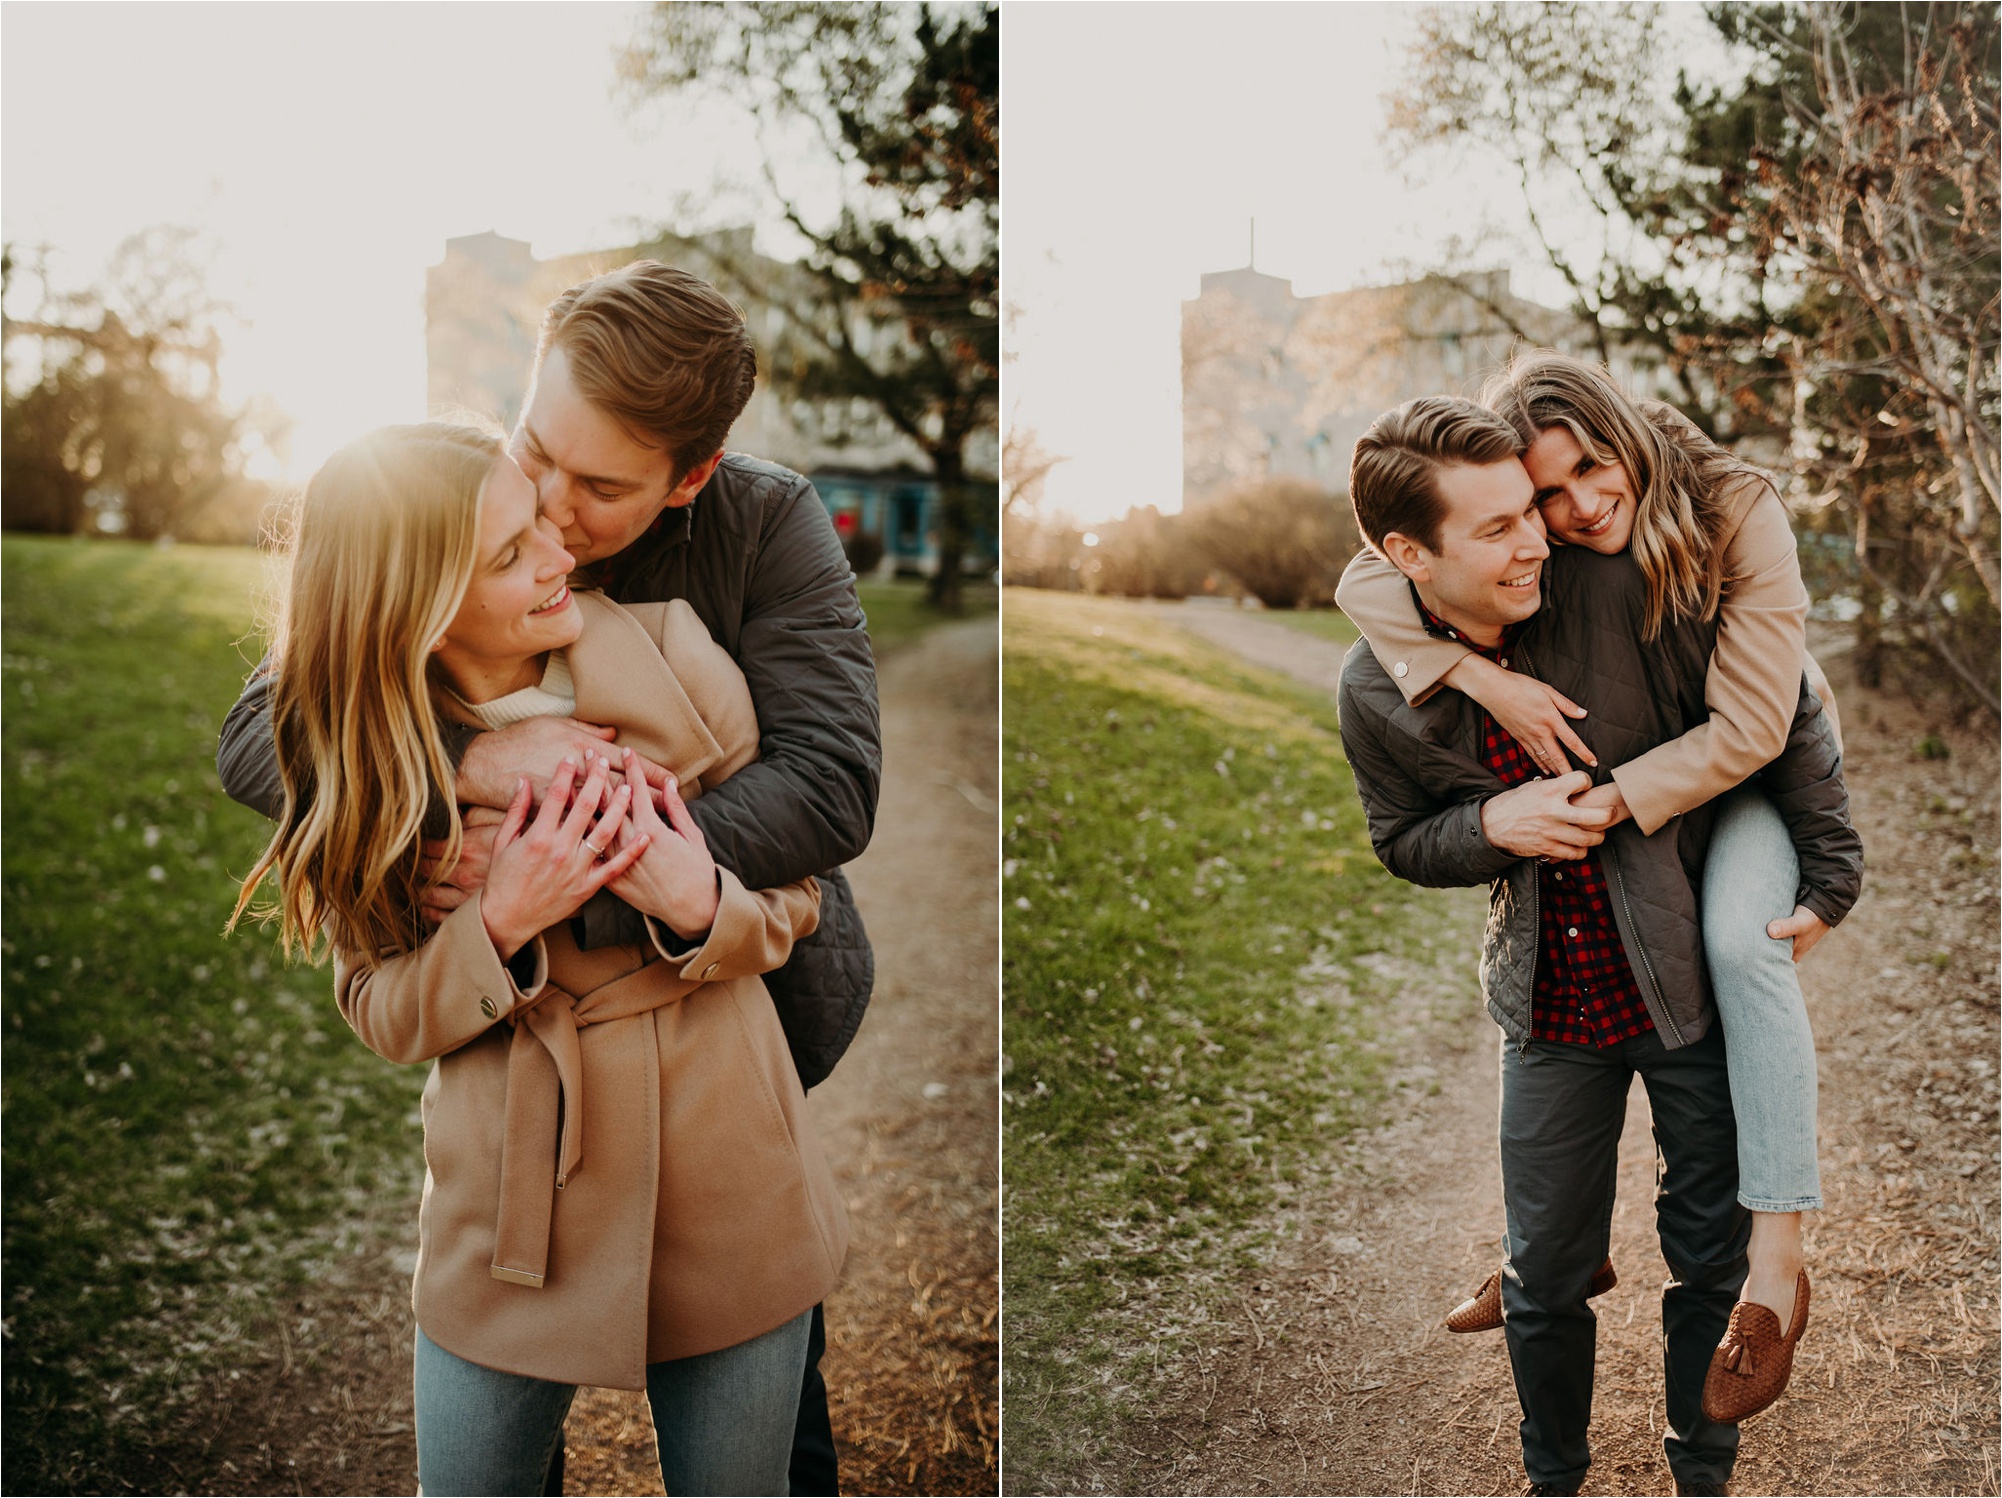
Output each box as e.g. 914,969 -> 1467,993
413,1309 -> 813,1496
1701,785 -> 1823,1212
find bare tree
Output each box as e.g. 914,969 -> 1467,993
619,2 -> 997,610
1743,6 -> 1998,709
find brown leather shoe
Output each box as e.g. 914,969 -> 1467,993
1702,1269 -> 1810,1423
1445,1257 -> 1618,1333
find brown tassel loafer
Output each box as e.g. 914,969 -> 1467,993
1445,1257 -> 1618,1333
1701,1269 -> 1811,1423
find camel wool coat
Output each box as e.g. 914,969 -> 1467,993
333,590 -> 849,1391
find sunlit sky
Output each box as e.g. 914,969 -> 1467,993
2,2 -> 801,480
1004,3 -> 1723,524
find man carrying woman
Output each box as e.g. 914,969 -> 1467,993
1334,384 -> 1862,1497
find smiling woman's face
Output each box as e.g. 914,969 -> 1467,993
1523,424 -> 1636,554
433,457 -> 580,701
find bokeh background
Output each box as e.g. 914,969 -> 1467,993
3,4 -> 997,1493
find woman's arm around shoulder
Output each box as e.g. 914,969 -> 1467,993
1335,548 -> 1470,705
1608,476 -> 1809,834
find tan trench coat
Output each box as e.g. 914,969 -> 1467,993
333,591 -> 848,1391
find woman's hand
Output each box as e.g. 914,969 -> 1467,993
1442,654 -> 1595,776
479,753 -> 648,960
606,748 -> 721,940
1767,905 -> 1830,963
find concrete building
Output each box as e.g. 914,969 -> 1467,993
1180,264 -> 1661,508
426,230 -> 996,575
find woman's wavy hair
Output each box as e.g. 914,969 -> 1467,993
1480,350 -> 1770,639
230,422 -> 505,964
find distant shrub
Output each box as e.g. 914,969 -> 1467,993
1092,506 -> 1211,599
1186,476 -> 1360,609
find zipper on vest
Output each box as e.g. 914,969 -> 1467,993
1519,862 -> 1537,1055
1512,639 -> 1541,1057
1602,839 -> 1683,1048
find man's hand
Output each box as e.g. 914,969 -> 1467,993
418,805 -> 506,927
1766,905 -> 1830,963
1479,770 -> 1615,861
1443,654 -> 1595,777
456,717 -> 672,810
606,748 -> 722,940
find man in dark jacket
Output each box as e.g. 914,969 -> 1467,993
1334,398 -> 1860,1498
217,261 -> 877,1495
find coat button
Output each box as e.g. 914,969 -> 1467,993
1394,662 -> 1409,678
701,962 -> 720,980
480,996 -> 497,1019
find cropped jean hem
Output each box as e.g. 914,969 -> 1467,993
1740,1192 -> 1823,1214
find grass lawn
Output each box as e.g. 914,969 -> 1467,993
1255,604 -> 1362,648
2,535 -> 432,1490
0,536 -> 971,1492
1001,588 -> 1482,1488
858,574 -> 996,655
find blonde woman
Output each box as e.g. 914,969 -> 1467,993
234,423 -> 845,1495
1337,351 -> 1863,1424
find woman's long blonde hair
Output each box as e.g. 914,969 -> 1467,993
1480,350 -> 1770,640
231,423 -> 504,963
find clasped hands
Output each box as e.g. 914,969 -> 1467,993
421,719 -> 719,958
1479,770 -> 1829,963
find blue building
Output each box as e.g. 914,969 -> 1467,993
812,466 -> 999,579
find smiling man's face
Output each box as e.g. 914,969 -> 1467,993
1381,457 -> 1550,648
510,346 -> 716,567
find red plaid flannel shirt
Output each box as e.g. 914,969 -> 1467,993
1421,607 -> 1656,1048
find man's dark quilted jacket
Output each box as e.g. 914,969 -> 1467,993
218,453 -> 880,1088
1336,547 -> 1862,1051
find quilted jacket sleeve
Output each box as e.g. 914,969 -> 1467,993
1753,686 -> 1865,928
683,473 -> 882,890
216,658 -> 285,821
1338,664 -> 1519,890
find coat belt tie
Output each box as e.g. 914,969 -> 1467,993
488,958 -> 702,1288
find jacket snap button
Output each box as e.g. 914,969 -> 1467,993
702,962 -> 720,980
480,996 -> 497,1019
1394,662 -> 1409,678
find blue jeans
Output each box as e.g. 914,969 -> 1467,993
414,1310 -> 814,1496
1701,786 -> 1823,1212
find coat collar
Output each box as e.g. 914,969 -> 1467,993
564,590 -> 726,785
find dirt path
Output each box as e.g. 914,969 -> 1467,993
167,618 -> 999,1497
1084,609 -> 1998,1498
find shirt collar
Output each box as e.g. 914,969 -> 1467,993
1412,586 -> 1521,664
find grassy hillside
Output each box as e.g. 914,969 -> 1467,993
1001,589 -> 1483,1488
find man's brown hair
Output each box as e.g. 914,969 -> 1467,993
1349,396 -> 1522,553
537,260 -> 757,482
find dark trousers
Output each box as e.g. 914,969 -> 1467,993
1498,1024 -> 1749,1492
541,1303 -> 838,1495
